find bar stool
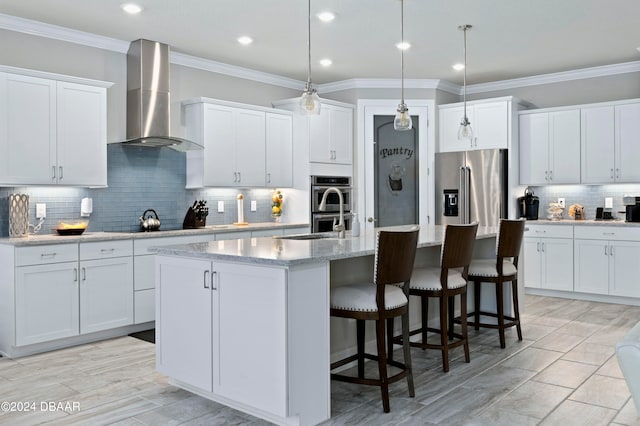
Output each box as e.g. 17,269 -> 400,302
330,227 -> 419,413
393,223 -> 478,373
466,219 -> 525,348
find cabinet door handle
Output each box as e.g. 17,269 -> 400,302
549,170 -> 553,181
52,166 -> 56,180
267,172 -> 271,183
541,242 -> 545,252
73,268 -> 78,282
545,170 -> 548,181
40,252 -> 57,258
59,166 -> 63,180
602,232 -> 615,236
204,270 -> 210,289
536,242 -> 540,252
611,168 -> 614,179
82,267 -> 86,281
237,172 -> 241,182
616,168 -> 620,179
211,271 -> 217,290
100,248 -> 115,253
610,245 -> 614,256
604,246 -> 608,256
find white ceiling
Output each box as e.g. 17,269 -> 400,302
1,0 -> 639,86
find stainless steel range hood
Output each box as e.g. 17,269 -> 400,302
122,39 -> 203,152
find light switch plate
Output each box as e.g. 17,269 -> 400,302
217,201 -> 224,213
250,200 -> 257,212
605,197 -> 613,209
36,203 -> 46,219
558,198 -> 565,208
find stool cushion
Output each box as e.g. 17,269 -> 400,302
331,283 -> 408,312
410,267 -> 466,291
468,258 -> 517,278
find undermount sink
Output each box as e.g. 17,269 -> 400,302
274,232 -> 338,240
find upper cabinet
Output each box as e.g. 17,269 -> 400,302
308,103 -> 353,164
520,98 -> 640,186
581,102 -> 640,184
183,98 -> 293,188
519,109 -> 581,185
438,98 -> 515,152
0,69 -> 109,187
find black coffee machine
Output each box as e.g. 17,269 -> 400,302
518,187 -> 540,220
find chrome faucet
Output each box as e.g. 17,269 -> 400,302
318,187 -> 345,238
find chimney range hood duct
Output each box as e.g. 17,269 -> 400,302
122,39 -> 203,151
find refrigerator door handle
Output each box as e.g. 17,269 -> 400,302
459,167 -> 466,224
464,166 -> 471,223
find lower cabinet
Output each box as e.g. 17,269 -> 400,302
574,238 -> 640,297
523,225 -> 574,291
157,257 -> 287,418
15,261 -> 79,346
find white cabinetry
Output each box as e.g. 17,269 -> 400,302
79,240 -> 133,334
519,109 -> 581,185
266,112 -> 293,187
309,103 -> 353,164
0,69 -> 109,187
15,244 -> 79,346
183,98 -> 293,188
156,257 -> 288,417
439,99 -> 510,152
574,227 -> 640,297
581,102 -> 640,184
523,225 -> 574,291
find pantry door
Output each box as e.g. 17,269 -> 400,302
360,101 -> 432,231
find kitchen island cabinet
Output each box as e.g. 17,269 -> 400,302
0,68 -> 110,187
153,225 -> 500,426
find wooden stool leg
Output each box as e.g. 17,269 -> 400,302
474,280 -> 481,330
401,311 -> 415,397
357,319 -> 365,378
448,297 -> 455,341
439,295 -> 449,372
421,295 -> 429,346
375,319 -> 390,413
496,282 -> 506,349
512,279 -> 523,341
387,318 -> 394,361
461,290 -> 470,363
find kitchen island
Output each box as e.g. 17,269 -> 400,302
153,225 -> 500,426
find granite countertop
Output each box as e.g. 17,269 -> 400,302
526,219 -> 639,226
0,222 -> 309,247
151,225 -> 499,267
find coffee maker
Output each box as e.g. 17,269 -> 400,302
624,196 -> 640,222
518,187 -> 539,220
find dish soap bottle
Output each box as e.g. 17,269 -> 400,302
351,213 -> 360,237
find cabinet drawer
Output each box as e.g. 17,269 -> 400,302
16,244 -> 78,266
134,235 -> 215,255
80,240 -> 133,260
524,224 -> 573,239
574,226 -> 640,241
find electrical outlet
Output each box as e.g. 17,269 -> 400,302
558,198 -> 565,208
36,203 -> 46,219
605,197 -> 613,209
217,201 -> 224,213
250,200 -> 257,212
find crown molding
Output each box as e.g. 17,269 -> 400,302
170,52 -> 303,90
1,13 -> 639,95
466,61 -> 640,94
0,13 -> 128,53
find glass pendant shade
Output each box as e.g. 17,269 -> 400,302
300,85 -> 321,115
458,116 -> 473,140
394,103 -> 412,131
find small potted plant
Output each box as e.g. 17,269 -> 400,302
272,190 -> 284,222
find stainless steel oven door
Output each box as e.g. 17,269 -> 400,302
311,186 -> 352,212
312,213 -> 353,233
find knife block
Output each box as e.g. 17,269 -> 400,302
183,207 -> 206,229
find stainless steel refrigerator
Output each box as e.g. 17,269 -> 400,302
435,149 -> 508,226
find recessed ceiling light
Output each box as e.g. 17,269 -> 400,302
396,41 -> 411,50
317,11 -> 335,22
452,63 -> 465,71
237,36 -> 253,46
121,3 -> 143,14
319,58 -> 332,67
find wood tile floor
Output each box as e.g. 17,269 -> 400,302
1,294 -> 639,425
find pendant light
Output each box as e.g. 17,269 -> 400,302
457,24 -> 473,140
300,0 -> 321,115
394,0 -> 412,131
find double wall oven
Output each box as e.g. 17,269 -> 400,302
311,176 -> 353,233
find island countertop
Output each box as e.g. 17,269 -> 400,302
152,224 -> 499,266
